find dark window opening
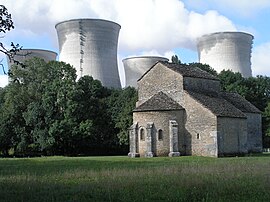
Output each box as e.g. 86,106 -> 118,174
158,129 -> 163,141
197,133 -> 200,140
140,128 -> 145,141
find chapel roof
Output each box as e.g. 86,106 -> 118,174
138,61 -> 219,82
187,91 -> 247,118
133,91 -> 184,112
221,92 -> 261,114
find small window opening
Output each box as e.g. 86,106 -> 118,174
140,128 -> 145,141
197,133 -> 200,140
158,129 -> 163,141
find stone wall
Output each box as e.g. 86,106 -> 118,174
183,77 -> 220,93
137,63 -> 184,106
217,117 -> 247,156
133,110 -> 185,156
246,113 -> 262,153
184,93 -> 218,157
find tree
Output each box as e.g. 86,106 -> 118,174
264,102 -> 270,136
106,87 -> 138,146
218,70 -> 246,94
171,55 -> 181,64
0,5 -> 22,73
23,59 -> 77,155
63,75 -> 117,155
0,58 -> 78,156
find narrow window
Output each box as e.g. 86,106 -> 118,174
197,133 -> 200,140
158,129 -> 163,141
140,128 -> 145,141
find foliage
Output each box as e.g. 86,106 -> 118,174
0,5 -> 14,33
171,55 -> 181,64
264,102 -> 270,137
0,156 -> 269,201
0,57 -> 137,156
106,87 -> 138,145
0,5 -> 22,72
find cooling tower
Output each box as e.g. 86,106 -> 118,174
55,19 -> 121,88
197,32 -> 253,77
123,56 -> 169,88
7,49 -> 57,68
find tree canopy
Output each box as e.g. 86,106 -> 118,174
0,5 -> 22,73
0,57 -> 138,156
171,55 -> 181,64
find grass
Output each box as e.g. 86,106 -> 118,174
0,154 -> 269,202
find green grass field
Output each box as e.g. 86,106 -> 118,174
0,154 -> 269,202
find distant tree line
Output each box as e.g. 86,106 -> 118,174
0,58 -> 137,156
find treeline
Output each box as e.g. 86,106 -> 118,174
0,58 -> 137,156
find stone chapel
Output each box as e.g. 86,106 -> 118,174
128,61 -> 262,157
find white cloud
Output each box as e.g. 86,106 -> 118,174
1,0 -> 236,54
187,10 -> 236,40
252,42 -> 270,76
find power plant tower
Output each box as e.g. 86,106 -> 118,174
197,32 -> 253,77
123,56 -> 169,88
7,49 -> 57,68
55,19 -> 121,88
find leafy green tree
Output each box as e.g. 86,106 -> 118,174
0,58 -> 77,155
0,87 -> 13,156
218,70 -> 246,94
107,87 -> 138,145
0,5 -> 22,72
24,59 -> 77,155
264,102 -> 270,136
64,75 -> 116,155
171,55 -> 181,64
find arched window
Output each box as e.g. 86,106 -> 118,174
140,128 -> 145,141
197,133 -> 200,140
158,129 -> 163,141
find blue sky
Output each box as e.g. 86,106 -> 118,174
1,0 -> 270,87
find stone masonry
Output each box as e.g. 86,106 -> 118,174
129,62 -> 262,157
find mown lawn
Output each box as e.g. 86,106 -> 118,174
0,154 -> 269,202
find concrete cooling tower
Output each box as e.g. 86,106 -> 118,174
55,19 -> 121,88
123,56 -> 169,88
7,49 -> 57,68
197,32 -> 253,77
